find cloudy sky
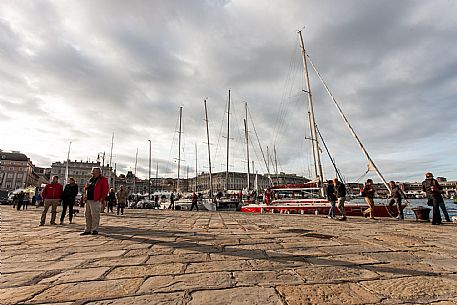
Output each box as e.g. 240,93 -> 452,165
1,0 -> 456,183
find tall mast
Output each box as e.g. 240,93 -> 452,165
204,99 -> 213,197
274,145 -> 278,177
244,102 -> 250,192
177,106 -> 183,193
64,141 -> 71,185
109,132 -> 114,186
156,162 -> 159,191
225,90 -> 230,192
133,148 -> 138,194
298,30 -> 324,195
307,56 -> 391,192
194,143 -> 197,192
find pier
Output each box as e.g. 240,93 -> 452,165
1,207 -> 457,304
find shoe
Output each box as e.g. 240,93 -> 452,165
91,230 -> 98,235
50,222 -> 57,225
69,220 -> 73,224
59,221 -> 63,225
39,223 -> 44,226
338,217 -> 347,221
370,217 -> 375,220
80,231 -> 91,235
327,216 -> 333,219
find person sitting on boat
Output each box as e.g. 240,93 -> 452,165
388,181 -> 406,220
333,178 -> 347,221
362,179 -> 376,219
265,188 -> 272,205
326,180 -> 337,219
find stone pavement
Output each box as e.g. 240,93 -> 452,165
1,206 -> 457,305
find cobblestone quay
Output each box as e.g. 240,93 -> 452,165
1,206 -> 457,304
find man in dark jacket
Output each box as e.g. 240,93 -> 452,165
326,180 -> 337,219
60,177 -> 78,224
422,172 -> 448,225
333,178 -> 347,221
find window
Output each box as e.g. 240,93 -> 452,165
7,173 -> 13,178
9,167 -> 13,171
17,173 -> 23,178
19,167 -> 23,172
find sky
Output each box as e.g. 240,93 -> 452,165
1,0 -> 456,183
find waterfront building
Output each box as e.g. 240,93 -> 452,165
0,150 -> 43,191
50,160 -> 114,193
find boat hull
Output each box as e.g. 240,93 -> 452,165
241,200 -> 406,218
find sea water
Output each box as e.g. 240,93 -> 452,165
403,199 -> 456,220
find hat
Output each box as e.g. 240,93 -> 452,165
425,172 -> 433,177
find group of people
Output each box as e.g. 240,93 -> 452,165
39,167 -> 129,235
326,178 -> 347,221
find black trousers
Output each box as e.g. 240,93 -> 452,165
61,201 -> 74,223
430,198 -> 442,225
190,201 -> 198,211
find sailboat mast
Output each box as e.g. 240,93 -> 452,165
225,90 -> 230,192
177,106 -> 183,193
307,57 -> 391,192
64,141 -> 71,185
109,132 -> 114,186
245,102 -> 250,192
274,145 -> 278,177
195,143 -> 197,192
298,30 -> 324,194
204,99 -> 213,197
133,148 -> 138,194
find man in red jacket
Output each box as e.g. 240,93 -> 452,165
81,167 -> 109,235
40,175 -> 64,226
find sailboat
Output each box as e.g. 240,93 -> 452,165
241,31 -> 405,218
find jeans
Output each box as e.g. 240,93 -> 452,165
328,201 -> 336,217
439,199 -> 451,222
431,198 -> 442,225
337,197 -> 346,217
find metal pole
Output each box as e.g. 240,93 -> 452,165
195,143 -> 197,192
226,90 -> 230,192
298,30 -> 324,196
245,102 -> 250,192
204,99 -> 213,198
109,132 -> 114,186
156,162 -> 158,191
177,106 -> 183,193
133,148 -> 138,194
148,139 -> 151,200
64,141 -> 72,185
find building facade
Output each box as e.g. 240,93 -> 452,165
50,160 -> 114,193
0,150 -> 40,191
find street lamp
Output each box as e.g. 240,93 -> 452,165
148,140 -> 151,200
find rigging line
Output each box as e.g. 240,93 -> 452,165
315,125 -> 345,184
213,95 -> 229,172
306,54 -> 391,194
248,107 -> 272,184
165,111 -> 180,174
272,42 -> 301,146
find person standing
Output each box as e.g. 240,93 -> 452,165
81,167 -> 109,235
190,191 -> 198,211
362,179 -> 376,219
106,188 -> 116,213
116,185 -> 128,215
168,191 -> 175,209
326,180 -> 337,219
332,178 -> 347,221
422,172 -> 448,225
40,176 -> 63,226
60,177 -> 78,224
388,181 -> 406,220
16,191 -> 25,211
